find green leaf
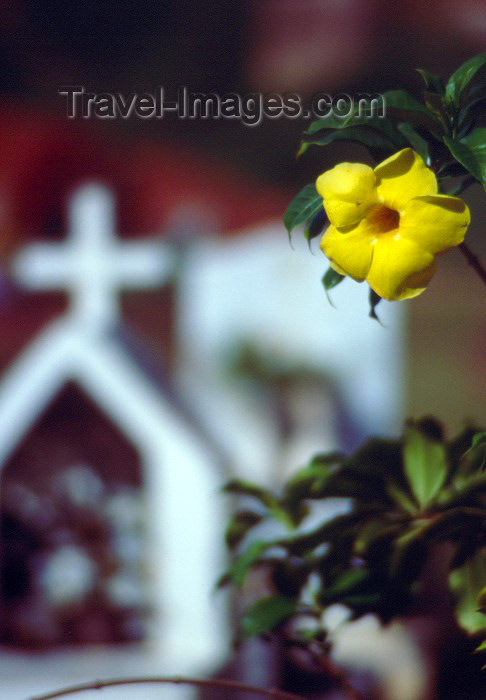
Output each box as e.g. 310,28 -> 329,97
222,479 -> 294,528
300,113 -> 407,158
382,89 -> 440,131
416,68 -> 445,94
478,585 -> 486,612
240,594 -> 297,638
368,288 -> 382,322
445,52 -> 486,107
457,85 -> 486,133
299,125 -> 398,158
283,183 -> 322,235
304,206 -> 327,242
321,567 -> 371,602
422,91 -> 451,131
387,482 -> 419,516
450,549 -> 486,635
222,479 -> 276,506
280,512 -> 365,556
457,431 -> 486,478
460,128 -> 486,188
472,432 -> 486,449
403,424 -> 448,510
303,111 -> 376,135
225,511 -> 264,549
283,452 -> 338,500
227,540 -> 271,586
397,122 -> 429,163
353,518 -> 395,557
443,136 -> 483,185
303,111 -> 404,138
436,473 -> 486,510
322,267 -> 345,294
389,520 -> 429,577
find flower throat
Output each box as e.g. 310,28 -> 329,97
367,204 -> 400,232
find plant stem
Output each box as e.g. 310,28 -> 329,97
458,242 -> 486,287
29,676 -> 307,700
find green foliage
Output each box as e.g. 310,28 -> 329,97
240,595 -> 297,639
444,53 -> 486,107
368,288 -> 382,321
223,421 -> 486,642
283,183 -> 322,236
450,550 -> 486,635
403,422 -> 448,509
242,53 -> 486,670
322,267 -> 345,298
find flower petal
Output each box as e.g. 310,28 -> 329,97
366,235 -> 436,301
316,162 -> 377,228
374,148 -> 437,212
320,220 -> 374,281
399,195 -> 470,253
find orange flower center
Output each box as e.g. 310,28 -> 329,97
367,205 -> 400,233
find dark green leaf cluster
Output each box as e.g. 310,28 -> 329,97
222,419 -> 486,644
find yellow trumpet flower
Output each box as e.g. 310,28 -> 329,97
317,148 -> 470,301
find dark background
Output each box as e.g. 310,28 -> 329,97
1,0 -> 484,186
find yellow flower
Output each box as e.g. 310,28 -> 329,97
316,148 -> 470,301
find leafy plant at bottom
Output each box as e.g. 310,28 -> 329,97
221,418 -> 486,654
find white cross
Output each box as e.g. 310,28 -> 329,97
13,183 -> 174,330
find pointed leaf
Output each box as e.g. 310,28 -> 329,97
368,288 -> 382,322
303,111 -> 377,135
457,85 -> 486,133
443,136 -> 483,185
222,479 -> 276,507
416,68 -> 445,94
240,594 -> 297,638
321,567 -> 371,602
299,125 -> 398,157
387,482 -> 419,516
472,432 -> 486,449
223,479 -> 295,529
389,519 -> 429,580
457,431 -> 486,479
228,540 -> 272,586
478,585 -> 486,612
322,267 -> 345,293
382,89 -> 440,131
304,206 -> 327,242
422,91 -> 451,131
283,452 -> 342,503
403,424 -> 448,510
445,52 -> 486,107
300,115 -> 407,157
397,122 -> 430,163
283,183 -> 322,235
450,550 -> 486,634
225,511 -> 264,548
460,128 -> 486,188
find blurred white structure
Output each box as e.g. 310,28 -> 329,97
0,184 -> 229,683
177,222 -> 405,483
